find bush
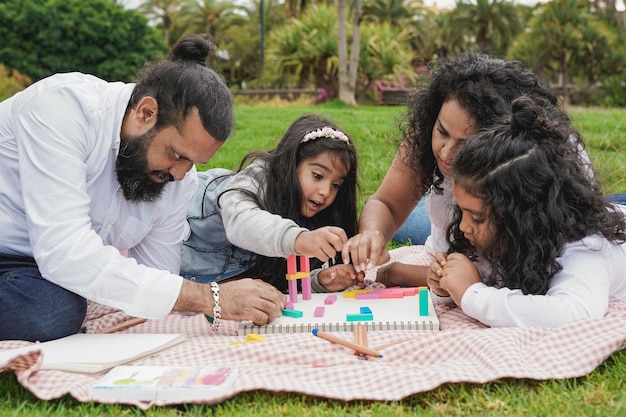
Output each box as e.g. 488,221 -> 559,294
0,0 -> 166,82
0,63 -> 31,101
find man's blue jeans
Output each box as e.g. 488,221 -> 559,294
0,253 -> 87,342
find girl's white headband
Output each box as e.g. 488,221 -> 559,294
301,127 -> 350,144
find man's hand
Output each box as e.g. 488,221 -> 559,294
176,278 -> 285,325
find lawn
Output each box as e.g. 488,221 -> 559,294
1,102 -> 625,416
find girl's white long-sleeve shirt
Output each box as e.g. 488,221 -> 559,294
461,229 -> 626,328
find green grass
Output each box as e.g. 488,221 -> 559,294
1,103 -> 625,416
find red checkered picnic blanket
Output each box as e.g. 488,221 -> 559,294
2,246 -> 625,409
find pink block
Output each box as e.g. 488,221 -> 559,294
380,291 -> 404,299
301,276 -> 312,300
287,254 -> 297,274
402,288 -> 418,296
285,301 -> 294,309
300,256 -> 310,272
314,306 -> 325,317
288,279 -> 298,304
355,292 -> 380,300
324,294 -> 337,305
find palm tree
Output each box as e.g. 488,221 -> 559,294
508,0 -> 619,106
408,9 -> 466,61
448,0 -> 523,55
136,0 -> 183,45
361,0 -> 416,27
337,0 -> 362,105
176,0 -> 246,39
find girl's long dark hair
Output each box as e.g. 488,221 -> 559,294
448,97 -> 625,295
220,114 -> 358,291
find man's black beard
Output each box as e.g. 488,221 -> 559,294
116,130 -> 172,202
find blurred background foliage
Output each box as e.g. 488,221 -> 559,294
1,0 -> 625,106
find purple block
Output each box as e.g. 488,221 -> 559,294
314,306 -> 325,317
356,292 -> 380,300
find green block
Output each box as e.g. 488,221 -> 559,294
346,313 -> 373,322
419,288 -> 429,316
282,308 -> 303,318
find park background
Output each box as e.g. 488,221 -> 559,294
0,0 -> 625,415
1,0 -> 626,107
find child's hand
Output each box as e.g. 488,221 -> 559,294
294,226 -> 348,262
427,252 -> 450,297
438,253 -> 481,306
318,264 -> 363,292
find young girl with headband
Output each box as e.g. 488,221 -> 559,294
428,97 -> 626,328
180,114 -> 362,293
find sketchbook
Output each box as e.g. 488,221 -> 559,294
238,287 -> 439,335
5,333 -> 185,374
90,365 -> 238,402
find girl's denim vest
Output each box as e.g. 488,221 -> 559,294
180,169 -> 256,283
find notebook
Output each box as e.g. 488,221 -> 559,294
3,333 -> 185,374
91,365 -> 238,402
238,287 -> 439,335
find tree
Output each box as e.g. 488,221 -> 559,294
266,4 -> 341,95
175,0 -> 246,39
266,3 -> 416,101
211,0 -> 286,87
337,0 -> 362,105
361,0 -> 416,26
0,0 -> 166,82
448,0 -> 524,55
136,0 -> 183,45
508,0 -> 621,106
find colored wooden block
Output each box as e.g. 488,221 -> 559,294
246,333 -> 267,342
286,271 -> 310,280
401,288 -> 418,296
302,276 -> 312,300
419,287 -> 429,316
300,256 -> 310,272
282,308 -> 304,318
346,313 -> 373,322
324,294 -> 337,305
355,292 -> 380,300
360,306 -> 372,314
344,289 -> 372,298
287,254 -> 297,274
380,291 -> 404,299
314,306 -> 325,317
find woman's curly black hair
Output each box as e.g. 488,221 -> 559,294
397,52 -> 583,198
448,97 -> 626,295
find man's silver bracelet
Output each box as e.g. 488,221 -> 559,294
205,281 -> 221,331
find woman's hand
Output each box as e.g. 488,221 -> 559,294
341,230 -> 390,273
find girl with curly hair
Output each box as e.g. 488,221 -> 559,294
428,97 -> 626,327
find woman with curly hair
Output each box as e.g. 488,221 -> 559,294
341,52 -> 594,288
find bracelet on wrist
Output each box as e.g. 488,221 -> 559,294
204,281 -> 221,331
